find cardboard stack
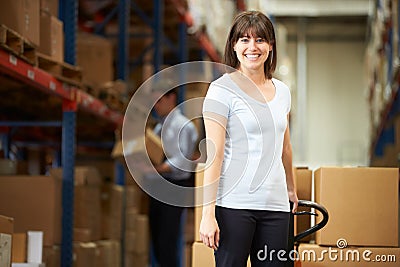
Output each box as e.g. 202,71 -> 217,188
293,167 -> 313,242
0,0 -> 40,47
48,166 -> 127,267
39,10 -> 64,63
0,175 -> 62,247
101,184 -> 124,241
40,0 -> 58,17
124,178 -> 150,266
298,167 -> 400,266
76,32 -> 114,89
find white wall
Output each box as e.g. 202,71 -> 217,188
304,41 -> 370,168
281,23 -> 371,168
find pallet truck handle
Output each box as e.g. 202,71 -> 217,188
294,200 -> 329,242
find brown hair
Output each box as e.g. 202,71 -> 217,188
223,11 -> 277,79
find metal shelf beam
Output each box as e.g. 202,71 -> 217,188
61,100 -> 77,267
0,50 -> 123,126
118,0 -> 131,81
153,0 -> 164,73
60,0 -> 78,65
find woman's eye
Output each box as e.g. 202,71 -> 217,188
256,38 -> 265,43
240,38 -> 249,43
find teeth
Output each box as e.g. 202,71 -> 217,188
246,55 -> 258,58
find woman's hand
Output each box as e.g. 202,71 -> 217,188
288,190 -> 298,213
199,214 -> 220,250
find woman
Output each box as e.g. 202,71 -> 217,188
200,10 -> 298,267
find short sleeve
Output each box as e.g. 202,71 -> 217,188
286,86 -> 291,114
202,82 -> 231,118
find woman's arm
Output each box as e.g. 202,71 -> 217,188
199,112 -> 227,250
282,114 -> 298,213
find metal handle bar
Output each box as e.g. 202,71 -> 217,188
294,200 -> 329,242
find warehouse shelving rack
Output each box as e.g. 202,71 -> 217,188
0,0 -> 225,266
0,32 -> 124,267
369,0 -> 400,163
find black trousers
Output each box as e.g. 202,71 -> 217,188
148,178 -> 192,267
214,206 -> 290,267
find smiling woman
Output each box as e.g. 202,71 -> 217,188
200,10 -> 298,267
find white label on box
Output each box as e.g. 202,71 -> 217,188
27,231 -> 43,263
9,54 -> 17,65
27,70 -> 35,80
49,81 -> 56,91
12,264 -> 45,267
0,233 -> 11,267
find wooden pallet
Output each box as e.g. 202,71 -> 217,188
0,24 -> 37,65
37,52 -> 82,87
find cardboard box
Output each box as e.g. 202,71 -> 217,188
294,167 -> 313,242
125,208 -> 138,232
295,167 -> 312,200
73,228 -> 92,243
0,176 -> 61,246
134,215 -> 149,254
0,159 -> 17,175
74,185 -> 102,241
73,242 -> 97,267
192,242 -> 214,267
27,231 -> 43,263
101,184 -> 123,240
50,166 -> 102,186
39,12 -> 64,62
194,164 -> 205,242
125,252 -> 149,267
0,215 -> 14,235
145,129 -> 164,165
298,243 -> 400,266
192,242 -> 251,267
77,32 -> 114,87
12,233 -> 27,263
315,167 -> 399,247
125,231 -> 136,252
24,0 -> 40,46
0,233 -> 11,267
185,244 -> 192,267
40,0 -> 58,16
0,0 -> 40,46
94,240 -> 120,267
42,245 -> 60,267
126,186 -> 141,210
112,130 -> 164,166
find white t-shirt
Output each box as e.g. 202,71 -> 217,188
202,73 -> 291,212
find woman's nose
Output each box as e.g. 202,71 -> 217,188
248,39 -> 257,50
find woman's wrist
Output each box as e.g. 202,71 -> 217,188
202,205 -> 216,217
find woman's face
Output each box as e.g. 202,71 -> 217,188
233,33 -> 272,73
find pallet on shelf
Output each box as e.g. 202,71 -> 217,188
37,52 -> 82,88
0,24 -> 37,65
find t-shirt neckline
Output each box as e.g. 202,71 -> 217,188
224,73 -> 277,106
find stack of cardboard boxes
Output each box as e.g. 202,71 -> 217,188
293,167 -> 314,243
50,166 -> 123,267
191,165 -> 399,267
0,175 -> 62,267
76,32 -> 129,112
0,0 -> 63,64
0,0 -> 127,112
0,165 -> 152,267
124,172 -> 151,266
298,167 -> 399,266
